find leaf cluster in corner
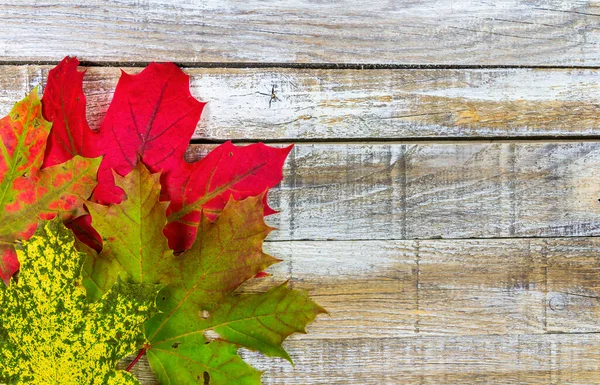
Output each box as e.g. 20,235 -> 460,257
1,56 -> 326,385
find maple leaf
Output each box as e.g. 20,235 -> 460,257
41,56 -> 100,168
82,161 -> 172,299
0,218 -> 159,385
84,163 -> 325,385
42,57 -> 291,252
0,90 -> 101,285
163,141 -> 292,252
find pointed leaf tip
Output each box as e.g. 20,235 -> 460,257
42,55 -> 98,169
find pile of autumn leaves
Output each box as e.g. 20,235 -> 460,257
0,57 -> 324,385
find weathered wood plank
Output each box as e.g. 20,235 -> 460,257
543,237 -> 600,334
2,66 -> 600,140
123,334 -> 600,384
8,234 -> 599,383
249,334 -> 600,385
251,238 -> 600,339
1,1 -> 599,65
115,236 -> 600,382
55,236 -> 600,382
186,142 -> 600,241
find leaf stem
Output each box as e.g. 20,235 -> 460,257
125,345 -> 148,372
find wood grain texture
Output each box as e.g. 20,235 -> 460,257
244,334 -> 600,385
255,238 -> 600,338
2,1 -> 600,381
121,334 -> 600,385
184,142 -> 600,241
117,237 -> 600,384
2,65 -> 600,140
1,1 -> 600,65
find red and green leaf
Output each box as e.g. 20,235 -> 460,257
85,163 -> 324,385
163,141 -> 292,251
42,57 -> 291,253
0,90 -> 100,284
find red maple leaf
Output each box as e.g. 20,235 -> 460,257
42,57 -> 101,168
42,57 -> 291,251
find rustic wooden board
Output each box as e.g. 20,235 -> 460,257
1,1 -> 600,65
3,2 -> 600,382
184,142 -> 600,241
2,65 -> 600,140
117,237 -> 600,384
244,334 -> 600,385
255,238 -> 600,338
122,334 -> 600,384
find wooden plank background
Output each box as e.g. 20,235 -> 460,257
3,66 -> 600,140
2,1 -> 600,384
1,1 -> 600,66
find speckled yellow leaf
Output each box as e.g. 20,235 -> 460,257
0,218 -> 158,385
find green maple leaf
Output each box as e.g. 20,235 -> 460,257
84,162 -> 326,385
82,161 -> 172,299
0,218 -> 159,385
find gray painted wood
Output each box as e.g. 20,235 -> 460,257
2,66 -> 600,140
0,1 -> 599,65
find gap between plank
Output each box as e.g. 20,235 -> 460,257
270,331 -> 600,341
190,136 -> 600,145
263,234 -> 600,243
1,60 -> 600,70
